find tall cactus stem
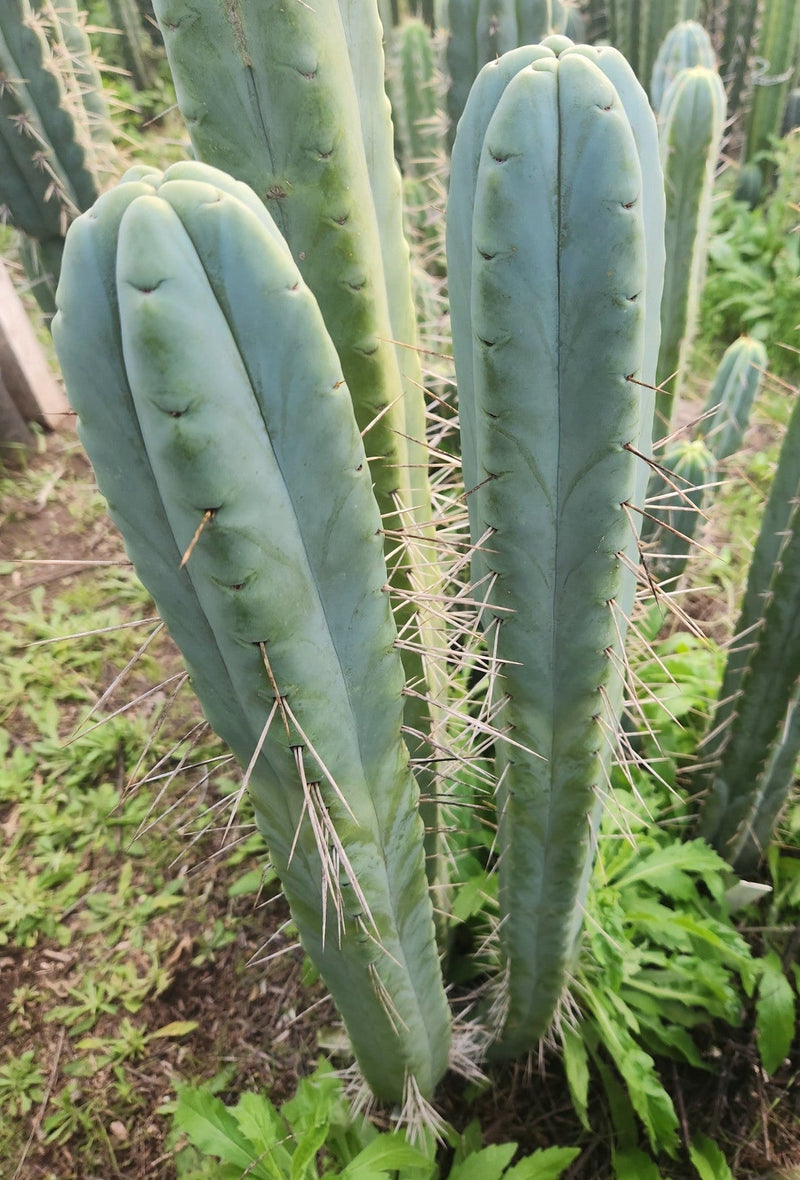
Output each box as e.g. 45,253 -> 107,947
654,65 -> 726,439
53,164 -> 452,1103
697,389 -> 800,872
448,42 -> 660,1055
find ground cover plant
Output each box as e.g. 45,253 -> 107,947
1,2 -> 800,1177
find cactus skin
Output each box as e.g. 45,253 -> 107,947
654,66 -> 727,440
744,0 -> 800,180
698,393 -> 800,873
699,336 -> 768,462
650,20 -> 716,112
448,42 -> 658,1055
52,163 -> 451,1103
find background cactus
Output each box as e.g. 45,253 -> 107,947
654,65 -> 727,439
642,436 -> 717,597
650,19 -> 716,112
444,0 -> 570,148
718,0 -> 760,118
743,0 -> 800,188
605,0 -> 701,92
0,0 -> 115,314
107,0 -> 159,91
447,38 -> 663,1055
699,335 -> 768,462
52,161 -> 452,1105
697,392 -> 800,873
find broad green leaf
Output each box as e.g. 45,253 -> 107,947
340,1132 -> 434,1178
589,1001 -> 679,1154
562,1025 -> 591,1130
173,1087 -> 273,1179
233,1092 -> 292,1176
613,1148 -> 662,1179
447,1142 -> 518,1180
504,1145 -> 581,1178
688,1134 -> 734,1180
755,951 -> 795,1075
291,1120 -> 330,1180
611,841 -> 727,899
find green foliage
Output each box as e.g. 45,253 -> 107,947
170,1062 -> 580,1179
700,135 -> 800,377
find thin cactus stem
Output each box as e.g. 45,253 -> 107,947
654,65 -> 727,439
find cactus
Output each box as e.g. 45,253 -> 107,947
387,18 -> 446,246
444,0 -> 569,148
744,0 -> 800,182
447,38 -> 663,1055
52,162 -> 452,1104
719,0 -> 760,117
0,0 -> 115,312
643,437 -> 717,594
392,18 -> 442,172
654,65 -> 727,439
699,336 -> 768,462
698,391 -> 800,873
733,160 -> 764,207
781,86 -> 800,135
606,0 -> 701,91
650,20 -> 716,112
107,0 -> 158,91
150,0 -> 449,895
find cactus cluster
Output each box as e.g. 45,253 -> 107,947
46,0 -> 798,1119
0,0 -> 115,313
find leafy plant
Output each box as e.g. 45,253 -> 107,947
700,134 -> 800,377
170,1062 -> 580,1179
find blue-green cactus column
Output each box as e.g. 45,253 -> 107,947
52,163 -> 451,1104
447,39 -> 662,1056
